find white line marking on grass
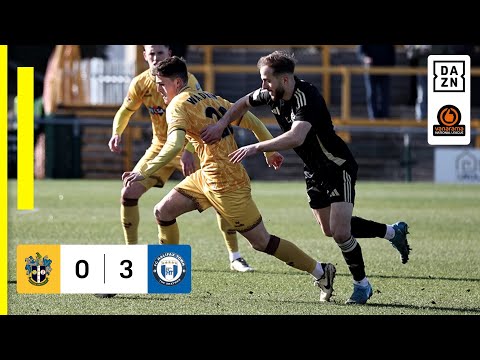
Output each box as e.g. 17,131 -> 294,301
16,208 -> 40,215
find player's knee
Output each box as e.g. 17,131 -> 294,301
153,202 -> 173,222
121,187 -> 140,201
122,181 -> 146,199
153,203 -> 163,221
331,229 -> 351,243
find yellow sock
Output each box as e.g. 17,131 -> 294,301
273,238 -> 317,273
158,220 -> 180,244
216,213 -> 238,253
121,203 -> 139,245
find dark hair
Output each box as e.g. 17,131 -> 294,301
152,56 -> 189,84
143,44 -> 171,50
257,50 -> 297,75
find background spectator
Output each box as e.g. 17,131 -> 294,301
357,45 -> 396,119
404,45 -> 419,106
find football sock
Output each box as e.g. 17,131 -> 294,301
351,216 -> 387,239
216,213 -> 239,255
157,219 -> 180,244
384,225 -> 395,240
121,198 -> 139,245
312,262 -> 325,280
338,236 -> 366,282
229,252 -> 241,262
266,235 -> 317,273
354,277 -> 370,287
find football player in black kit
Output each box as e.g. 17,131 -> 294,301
200,50 -> 411,304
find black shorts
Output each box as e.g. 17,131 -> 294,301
305,164 -> 357,209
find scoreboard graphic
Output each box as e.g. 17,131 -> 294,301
17,244 -> 191,295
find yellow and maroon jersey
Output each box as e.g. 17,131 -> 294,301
121,69 -> 201,151
166,88 -> 250,192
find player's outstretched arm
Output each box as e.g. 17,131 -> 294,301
229,121 -> 312,166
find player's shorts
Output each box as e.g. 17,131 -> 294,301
133,146 -> 182,190
174,170 -> 262,233
305,165 -> 357,209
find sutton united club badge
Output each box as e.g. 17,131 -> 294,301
25,252 -> 53,286
152,252 -> 187,286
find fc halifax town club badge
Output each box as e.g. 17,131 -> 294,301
25,252 -> 53,286
152,252 -> 187,286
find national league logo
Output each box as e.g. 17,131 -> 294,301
428,55 -> 470,145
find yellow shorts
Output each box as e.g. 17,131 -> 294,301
133,147 -> 181,189
175,170 -> 262,233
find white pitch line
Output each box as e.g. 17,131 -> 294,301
16,208 -> 40,215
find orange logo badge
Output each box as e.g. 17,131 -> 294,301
434,105 -> 465,136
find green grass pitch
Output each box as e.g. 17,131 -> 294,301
7,179 -> 480,315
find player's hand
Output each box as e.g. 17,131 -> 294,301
181,150 -> 196,176
266,152 -> 284,170
109,135 -> 122,153
200,124 -> 224,144
122,171 -> 145,188
228,144 -> 259,164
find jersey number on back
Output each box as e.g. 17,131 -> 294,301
205,106 -> 234,139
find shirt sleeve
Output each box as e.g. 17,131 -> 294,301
248,88 -> 270,107
112,105 -> 136,136
139,129 -> 186,177
112,77 -> 145,136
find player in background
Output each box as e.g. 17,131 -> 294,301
201,50 -> 411,305
123,56 -> 338,302
108,45 -> 253,272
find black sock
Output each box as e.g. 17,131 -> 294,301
339,236 -> 366,282
351,216 -> 387,239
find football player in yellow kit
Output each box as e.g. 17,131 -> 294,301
123,56 -> 337,302
108,45 -> 253,272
